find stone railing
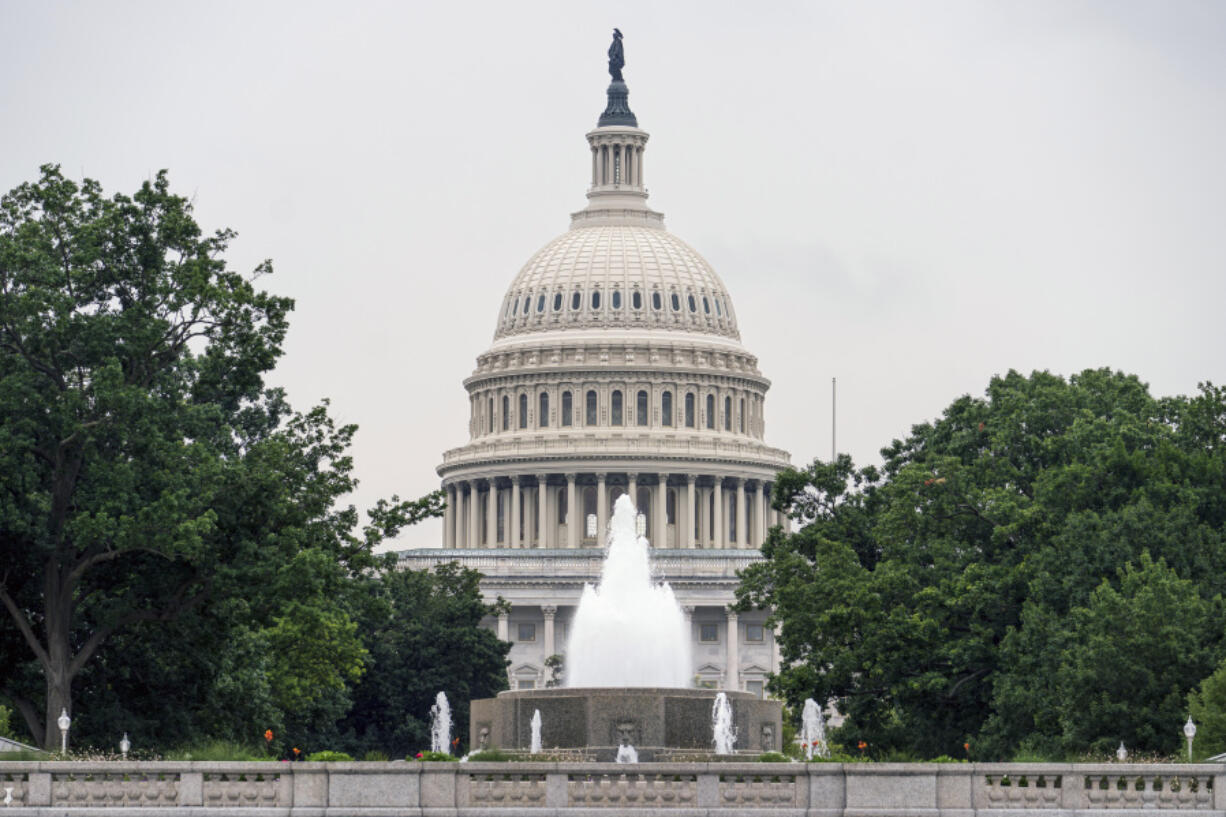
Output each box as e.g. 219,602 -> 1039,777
1,761 -> 1223,815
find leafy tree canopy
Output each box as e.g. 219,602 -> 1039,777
737,369 -> 1226,760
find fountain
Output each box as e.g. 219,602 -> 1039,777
712,692 -> 736,754
470,495 -> 781,760
530,710 -> 542,754
799,698 -> 828,760
430,691 -> 452,755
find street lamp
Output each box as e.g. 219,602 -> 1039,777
56,708 -> 71,755
119,733 -> 131,760
1116,742 -> 1127,762
1184,717 -> 1197,761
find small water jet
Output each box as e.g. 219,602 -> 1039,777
430,692 -> 452,755
566,495 -> 690,687
712,692 -> 736,754
799,698 -> 828,760
530,709 -> 542,754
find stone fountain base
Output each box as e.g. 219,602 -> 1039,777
470,687 -> 783,761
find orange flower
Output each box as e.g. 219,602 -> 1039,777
857,740 -> 867,751
264,730 -> 274,743
292,747 -> 301,756
964,742 -> 970,752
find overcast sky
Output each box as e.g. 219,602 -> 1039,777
4,1 -> 1224,550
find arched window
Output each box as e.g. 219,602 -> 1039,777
636,390 -> 649,426
539,392 -> 549,427
537,294 -> 546,312
571,291 -> 581,310
687,294 -> 697,313
586,390 -> 598,426
518,393 -> 528,429
670,293 -> 681,311
685,393 -> 695,428
652,292 -> 662,310
632,291 -> 642,309
715,299 -> 722,316
553,293 -> 563,311
612,290 -> 622,309
611,390 -> 623,425
662,391 -> 673,427
706,394 -> 715,429
740,398 -> 746,433
502,395 -> 509,431
488,397 -> 493,433
703,296 -> 710,314
591,290 -> 601,309
561,391 -> 573,426
724,396 -> 732,431
522,296 -> 531,315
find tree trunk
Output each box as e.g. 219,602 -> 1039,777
42,565 -> 73,752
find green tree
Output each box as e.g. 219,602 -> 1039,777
336,562 -> 509,758
738,369 -> 1226,759
1189,656 -> 1226,759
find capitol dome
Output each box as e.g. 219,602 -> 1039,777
494,224 -> 740,342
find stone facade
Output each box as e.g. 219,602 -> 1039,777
399,64 -> 791,694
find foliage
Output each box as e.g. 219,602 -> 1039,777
164,740 -> 269,761
755,751 -> 791,762
1189,658 -> 1226,759
738,369 -> 1226,760
465,748 -> 516,762
544,654 -> 564,688
332,562 -> 509,758
0,704 -> 13,739
414,750 -> 459,762
305,750 -> 354,762
361,750 -> 389,761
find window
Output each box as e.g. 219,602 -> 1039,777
715,299 -> 722,316
724,396 -> 732,431
585,390 -> 598,426
553,293 -> 563,311
687,294 -> 697,312
670,293 -> 681,311
652,292 -> 662,310
518,623 -> 536,642
611,390 -> 623,425
558,487 -> 568,523
539,392 -> 549,427
661,391 -> 673,426
747,680 -> 764,699
561,391 -> 573,426
488,397 -> 493,433
612,290 -> 622,309
517,679 -> 536,690
740,398 -> 746,433
502,395 -> 509,431
703,296 -> 710,314
636,390 -> 648,426
518,393 -> 528,429
700,623 -> 719,643
746,624 -> 765,642
632,291 -> 642,309
571,291 -> 581,310
684,393 -> 695,428
537,294 -> 546,312
706,394 -> 715,429
591,290 -> 601,309
522,296 -> 531,315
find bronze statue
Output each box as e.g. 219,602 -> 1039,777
608,28 -> 625,81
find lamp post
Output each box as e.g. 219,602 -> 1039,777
56,708 -> 71,755
1116,742 -> 1127,762
1184,717 -> 1197,762
120,733 -> 131,760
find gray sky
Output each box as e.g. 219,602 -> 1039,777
4,1 -> 1224,550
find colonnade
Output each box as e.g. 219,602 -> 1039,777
442,472 -> 784,550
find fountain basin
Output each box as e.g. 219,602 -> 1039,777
471,687 -> 782,761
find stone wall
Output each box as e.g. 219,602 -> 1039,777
1,760 -> 1224,815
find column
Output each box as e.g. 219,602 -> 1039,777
627,472 -> 638,508
537,474 -> 549,548
735,479 -> 746,549
542,605 -> 557,657
444,484 -> 456,548
771,624 -> 782,675
497,610 -> 510,642
654,476 -> 668,549
596,473 -> 609,545
510,476 -> 521,549
486,480 -> 497,546
756,482 -> 768,546
591,146 -> 598,187
685,474 -> 697,549
726,610 -> 740,691
566,473 -> 579,548
712,479 -> 724,549
524,485 -> 535,549
468,481 -> 480,549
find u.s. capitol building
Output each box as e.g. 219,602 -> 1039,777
398,37 -> 791,696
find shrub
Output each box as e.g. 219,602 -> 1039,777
305,750 -> 354,762
413,750 -> 459,762
165,740 -> 268,761
755,751 -> 791,762
362,750 -> 390,762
